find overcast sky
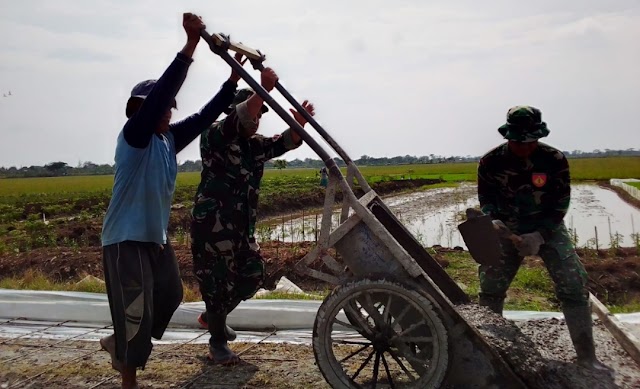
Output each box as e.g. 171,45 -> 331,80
0,0 -> 638,168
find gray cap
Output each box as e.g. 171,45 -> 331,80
130,79 -> 176,108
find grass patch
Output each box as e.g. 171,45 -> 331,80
0,249 -> 638,313
0,272 -> 325,302
0,270 -> 106,294
182,282 -> 201,303
438,251 -> 480,298
1,157 -> 637,225
507,266 -> 557,311
440,252 -> 559,311
510,266 -> 555,292
567,157 -> 640,180
627,181 -> 640,190
608,302 -> 640,314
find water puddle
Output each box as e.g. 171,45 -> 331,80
258,184 -> 640,249
565,185 -> 640,249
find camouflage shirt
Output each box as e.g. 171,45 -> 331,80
192,101 -> 302,238
477,142 -> 571,239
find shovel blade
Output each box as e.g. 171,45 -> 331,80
458,215 -> 503,266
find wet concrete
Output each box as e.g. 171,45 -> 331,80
457,304 -> 640,389
266,184 -> 640,249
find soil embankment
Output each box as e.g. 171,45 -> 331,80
1,243 -> 639,309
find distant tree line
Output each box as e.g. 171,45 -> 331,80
1,148 -> 638,178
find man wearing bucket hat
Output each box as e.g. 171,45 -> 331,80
190,71 -> 315,365
474,105 -> 607,370
99,12 -> 241,389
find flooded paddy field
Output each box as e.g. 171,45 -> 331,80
263,184 -> 640,249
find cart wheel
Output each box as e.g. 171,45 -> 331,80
313,277 -> 448,389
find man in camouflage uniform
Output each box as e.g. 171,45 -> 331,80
475,105 -> 607,370
190,67 -> 315,364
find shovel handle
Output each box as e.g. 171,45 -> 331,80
492,222 -> 523,245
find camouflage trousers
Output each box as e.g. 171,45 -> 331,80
190,215 -> 265,315
479,223 -> 589,308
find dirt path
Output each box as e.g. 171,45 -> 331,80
2,313 -> 640,388
0,339 -> 329,389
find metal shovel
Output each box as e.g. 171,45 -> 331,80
458,211 -> 522,266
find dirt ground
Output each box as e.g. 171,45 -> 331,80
1,242 -> 639,306
0,241 -> 332,292
1,180 -> 640,387
0,339 -> 329,389
1,313 -> 639,388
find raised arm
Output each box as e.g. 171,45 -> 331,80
171,53 -> 249,153
171,79 -> 237,153
243,68 -> 279,121
207,67 -> 280,143
256,100 -> 314,162
123,13 -> 204,149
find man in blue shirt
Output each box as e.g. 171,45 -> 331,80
100,13 -> 240,389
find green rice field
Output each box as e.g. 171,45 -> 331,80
1,157 -> 638,198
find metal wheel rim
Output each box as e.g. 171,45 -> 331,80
314,279 -> 448,388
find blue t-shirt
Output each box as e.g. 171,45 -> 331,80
101,131 -> 177,246
100,52 -> 236,247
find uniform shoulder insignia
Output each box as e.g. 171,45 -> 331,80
532,172 -> 547,187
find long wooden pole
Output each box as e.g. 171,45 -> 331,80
589,293 -> 640,366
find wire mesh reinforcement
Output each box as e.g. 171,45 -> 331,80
3,323 -> 113,363
86,329 -> 213,389
0,319 -> 72,346
0,320 -> 295,389
179,327 -> 278,389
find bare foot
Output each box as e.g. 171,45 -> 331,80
100,335 -> 122,372
100,335 -> 139,388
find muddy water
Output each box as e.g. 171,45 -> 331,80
264,184 -> 640,249
566,185 -> 640,249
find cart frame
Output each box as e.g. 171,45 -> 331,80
200,30 -> 528,388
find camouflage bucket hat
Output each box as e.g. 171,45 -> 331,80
224,88 -> 269,114
498,105 -> 550,142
